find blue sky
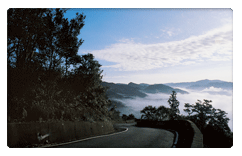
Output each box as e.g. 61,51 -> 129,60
64,8 -> 233,84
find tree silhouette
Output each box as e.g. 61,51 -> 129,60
184,99 -> 231,133
122,114 -> 128,121
167,91 -> 180,120
140,105 -> 156,121
155,106 -> 170,121
128,114 -> 135,120
7,9 -> 112,122
184,99 -> 232,147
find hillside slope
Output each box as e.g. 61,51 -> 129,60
101,82 -> 147,99
143,84 -> 188,94
102,81 -> 188,100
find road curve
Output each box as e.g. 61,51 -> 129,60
52,123 -> 174,148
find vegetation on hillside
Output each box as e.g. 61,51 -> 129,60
143,84 -> 188,94
140,91 -> 233,148
101,82 -> 147,99
7,8 -> 115,123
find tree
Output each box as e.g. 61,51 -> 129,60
122,114 -> 128,121
167,91 -> 180,120
155,106 -> 170,121
7,8 -> 85,76
8,9 -> 106,122
184,99 -> 213,131
183,99 -> 231,133
7,8 -> 115,123
57,12 -> 85,76
109,106 -> 121,121
8,8 -> 50,70
128,114 -> 135,120
140,105 -> 157,121
184,99 -> 232,147
69,53 -> 110,120
207,108 -> 230,134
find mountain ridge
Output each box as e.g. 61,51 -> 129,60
102,79 -> 232,100
165,79 -> 233,90
101,81 -> 189,100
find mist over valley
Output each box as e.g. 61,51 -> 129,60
103,79 -> 233,131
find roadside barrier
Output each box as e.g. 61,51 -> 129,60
7,121 -> 114,148
186,120 -> 203,148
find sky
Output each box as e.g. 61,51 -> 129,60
64,8 -> 233,84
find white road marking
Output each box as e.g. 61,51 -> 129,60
40,128 -> 128,148
172,131 -> 179,148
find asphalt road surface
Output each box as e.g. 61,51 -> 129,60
52,123 -> 174,148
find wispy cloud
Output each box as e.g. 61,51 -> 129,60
90,24 -> 232,71
160,28 -> 177,37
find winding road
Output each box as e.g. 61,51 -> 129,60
51,123 -> 174,148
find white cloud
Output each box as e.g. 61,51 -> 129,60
160,28 -> 180,37
90,24 -> 232,71
167,31 -> 174,36
201,86 -> 232,96
180,61 -> 196,66
202,86 -> 225,92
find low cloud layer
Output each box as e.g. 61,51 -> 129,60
114,88 -> 233,131
90,25 -> 232,71
201,87 -> 232,96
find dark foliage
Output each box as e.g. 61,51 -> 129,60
140,105 -> 171,121
7,8 -> 114,123
184,99 -> 233,148
203,124 -> 233,148
122,113 -> 135,121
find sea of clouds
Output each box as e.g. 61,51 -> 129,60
115,87 -> 233,131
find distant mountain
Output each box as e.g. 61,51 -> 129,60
139,83 -> 150,87
127,82 -> 142,89
102,81 -> 188,100
101,82 -> 147,99
165,79 -> 233,91
143,84 -> 189,94
128,82 -> 148,90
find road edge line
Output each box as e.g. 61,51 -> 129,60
172,131 -> 179,148
40,128 -> 128,148
165,129 -> 178,148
